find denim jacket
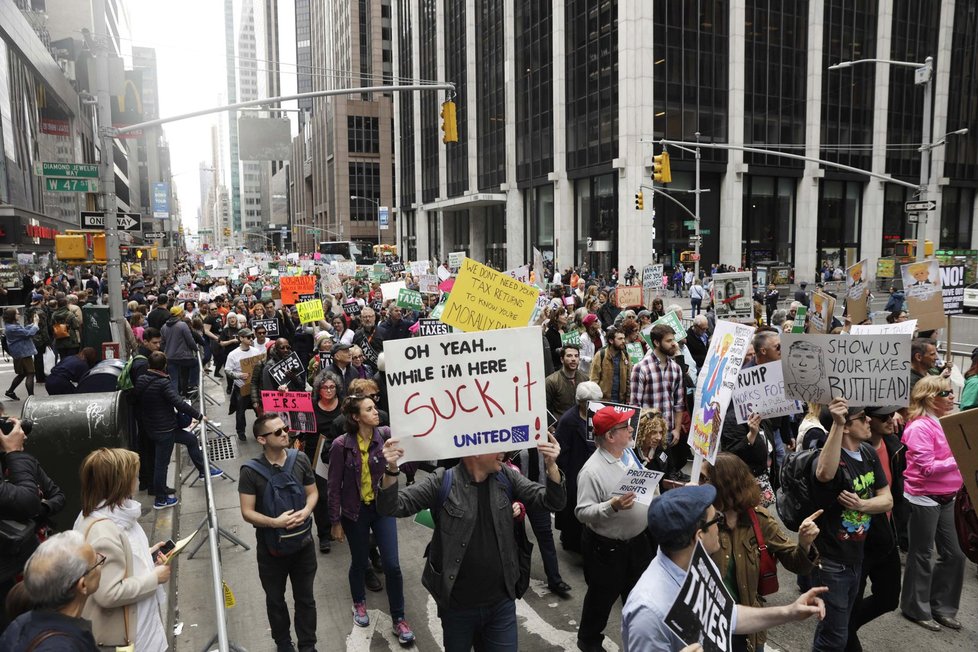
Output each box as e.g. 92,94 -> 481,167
377,462 -> 566,608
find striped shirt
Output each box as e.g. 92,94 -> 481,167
629,350 -> 685,431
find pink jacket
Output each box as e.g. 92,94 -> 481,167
902,414 -> 962,497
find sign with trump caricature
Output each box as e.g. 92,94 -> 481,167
900,260 -> 944,331
846,259 -> 870,324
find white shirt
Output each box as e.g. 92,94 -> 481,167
225,345 -> 266,388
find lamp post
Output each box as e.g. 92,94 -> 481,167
350,194 -> 381,246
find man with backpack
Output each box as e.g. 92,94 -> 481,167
238,413 -> 319,652
122,327 -> 162,494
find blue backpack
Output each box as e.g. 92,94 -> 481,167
243,449 -> 312,555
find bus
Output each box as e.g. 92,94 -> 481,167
318,240 -> 376,265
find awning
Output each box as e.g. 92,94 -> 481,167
421,192 -> 506,212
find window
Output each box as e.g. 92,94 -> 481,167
940,187 -> 975,250
818,180 -> 861,270
349,162 -> 381,221
516,2 -> 553,182
477,0 -> 506,189
743,176 -> 796,267
881,184 -> 914,254
445,0 -> 469,196
485,206 -> 507,270
348,116 -> 380,153
943,1 -> 978,182
524,185 -> 555,261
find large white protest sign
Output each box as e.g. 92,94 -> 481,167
665,542 -> 736,652
380,280 -> 407,302
385,327 -> 547,463
780,333 -> 911,407
611,468 -> 664,506
419,274 -> 439,294
448,251 -> 465,272
940,264 -> 966,316
850,319 -> 917,336
732,362 -> 802,424
410,260 -> 430,277
643,264 -> 664,290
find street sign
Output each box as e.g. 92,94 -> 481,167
79,211 -> 141,231
144,231 -> 167,239
905,200 -> 936,212
41,162 -> 99,178
379,206 -> 390,231
116,213 -> 141,231
45,178 -> 97,193
81,211 -> 106,227
906,214 -> 920,224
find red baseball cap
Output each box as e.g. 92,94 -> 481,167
592,405 -> 636,437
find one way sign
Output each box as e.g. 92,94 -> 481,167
80,211 -> 142,231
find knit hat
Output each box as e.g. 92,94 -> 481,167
170,306 -> 184,317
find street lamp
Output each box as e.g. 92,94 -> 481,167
828,56 -> 933,260
350,194 -> 382,246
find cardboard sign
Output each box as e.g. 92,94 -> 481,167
448,251 -> 465,272
251,318 -> 279,338
280,275 -> 316,305
385,326 -> 547,463
342,301 -> 362,317
615,285 -> 643,308
397,288 -> 424,311
611,468 -> 664,506
901,259 -> 945,331
643,264 -> 664,290
267,351 -> 306,387
626,342 -> 645,364
940,264 -> 966,316
850,319 -> 917,336
380,280 -> 407,302
240,353 -> 266,396
260,390 -> 316,433
939,409 -> 978,506
791,306 -> 807,333
808,291 -> 836,334
296,298 -> 325,324
732,361 -> 803,424
504,265 -> 530,284
713,272 -> 753,322
419,274 -> 439,294
780,333 -> 911,407
323,274 -> 343,296
416,318 -> 451,337
665,541 -> 736,652
654,310 -> 688,341
846,259 -> 870,324
691,320 -> 755,463
440,258 -> 539,332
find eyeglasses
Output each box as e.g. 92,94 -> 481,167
259,426 -> 289,438
321,385 -> 337,392
240,335 -> 253,340
936,390 -> 953,398
77,552 -> 107,583
700,512 -> 725,531
352,355 -> 364,360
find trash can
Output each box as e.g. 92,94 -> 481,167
77,359 -> 125,393
21,392 -> 131,532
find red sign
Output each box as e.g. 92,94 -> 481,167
25,225 -> 59,240
40,118 -> 70,137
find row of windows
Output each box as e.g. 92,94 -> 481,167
445,0 -> 469,197
419,0 -> 439,203
397,0 -> 415,208
349,162 -> 381,221
515,1 -> 554,182
348,115 -> 380,153
476,0 -> 506,189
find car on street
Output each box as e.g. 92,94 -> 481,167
965,283 -> 978,313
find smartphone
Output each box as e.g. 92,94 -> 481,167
158,539 -> 176,557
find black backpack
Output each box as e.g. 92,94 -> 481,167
243,449 -> 312,555
776,442 -> 873,532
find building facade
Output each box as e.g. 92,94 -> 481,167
392,0 -> 978,282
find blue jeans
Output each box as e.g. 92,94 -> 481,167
153,429 -> 205,495
812,558 -> 862,651
690,297 -> 702,316
440,598 -> 517,652
772,431 -> 786,468
167,358 -> 198,395
341,502 -> 404,619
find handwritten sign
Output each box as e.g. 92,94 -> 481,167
611,468 -> 664,506
410,260 -> 430,277
260,390 -> 316,433
385,326 -> 547,463
419,274 -> 439,294
615,285 -> 642,308
643,264 -> 664,290
780,333 -> 911,407
251,318 -> 279,338
850,319 -> 917,336
267,351 -> 306,387
448,251 -> 465,272
176,290 -> 200,302
380,280 -> 407,302
901,259 -> 944,331
240,353 -> 266,395
732,361 -> 802,424
691,320 -> 755,464
440,258 -> 539,332
940,264 -> 966,316
397,288 -> 424,311
665,541 -> 735,652
504,265 -> 530,284
846,259 -> 870,324
296,298 -> 324,324
713,272 -> 753,322
280,275 -> 316,305
808,291 -> 836,334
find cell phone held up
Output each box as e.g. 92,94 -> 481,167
158,539 -> 176,557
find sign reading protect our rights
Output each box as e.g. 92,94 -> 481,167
385,326 -> 547,463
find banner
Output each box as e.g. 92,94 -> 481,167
732,361 -> 803,424
296,298 -> 324,324
780,333 -> 911,407
901,259 -> 945,331
643,264 -> 664,290
665,541 -> 736,652
939,410 -> 978,505
266,351 -> 306,387
615,285 -> 643,308
440,258 -> 539,332
385,327 -> 547,463
419,274 -> 439,294
416,318 -> 452,337
397,288 -> 424,311
260,390 -> 316,433
611,468 -> 664,506
691,321 -> 755,464
808,291 -> 836,334
846,259 -> 870,324
713,272 -> 753,322
251,318 -> 279,338
280,275 -> 316,305
940,264 -> 966,316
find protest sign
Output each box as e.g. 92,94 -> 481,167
846,259 -> 870,324
611,468 -> 664,506
267,351 -> 306,387
561,331 -> 582,348
384,326 -> 547,463
438,278 -> 455,294
280,275 -> 316,305
248,265 -> 259,277
260,391 -> 317,433
877,258 -> 896,278
297,293 -> 317,304
901,259 -> 945,331
371,264 -> 387,282
691,320 -> 755,464
176,290 -> 200,302
713,272 -> 753,322
323,273 -> 343,296
209,285 -> 229,298
388,261 -> 405,275
533,247 -> 546,288
296,298 -> 324,324
251,318 -> 279,337
615,285 -> 643,308
732,361 -> 802,424
940,264 -> 966,316
504,265 -> 530,284
655,310 -> 688,341
419,274 -> 439,294
665,541 -> 736,652
410,260 -> 430,276
397,288 -> 424,311
448,251 -> 465,272
939,409 -> 978,506
416,318 -> 451,337
336,261 -> 357,277
380,280 -> 407,302
780,333 -> 911,407
240,353 -> 266,396
850,319 -> 917,335
626,342 -> 645,364
643,264 -> 664,290
342,301 -> 362,317
440,258 -> 539,332
177,274 -> 192,286
436,265 -> 451,281
585,401 -> 642,443
808,291 -> 836,334
791,306 -> 807,333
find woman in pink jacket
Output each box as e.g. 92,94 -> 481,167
900,375 -> 965,632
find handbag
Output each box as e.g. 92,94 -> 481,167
747,508 -> 780,596
0,517 -> 36,554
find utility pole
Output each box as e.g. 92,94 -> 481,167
914,57 -> 933,261
693,132 -> 702,280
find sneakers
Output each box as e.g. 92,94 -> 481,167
4,390 -> 18,401
352,601 -> 369,627
153,496 -> 178,510
393,618 -> 415,645
199,466 -> 224,480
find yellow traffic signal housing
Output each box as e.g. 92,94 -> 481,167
54,235 -> 87,261
223,227 -> 231,237
441,100 -> 458,143
92,234 -> 106,261
150,246 -> 158,260
635,191 -> 644,210
652,151 -> 672,183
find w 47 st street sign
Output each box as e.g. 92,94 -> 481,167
80,211 -> 142,231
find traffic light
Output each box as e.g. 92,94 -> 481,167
441,100 -> 458,143
54,235 -> 86,261
92,234 -> 106,261
652,150 -> 672,184
223,227 -> 231,237
635,191 -> 644,210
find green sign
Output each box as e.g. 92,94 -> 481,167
700,229 -> 712,235
41,162 -> 99,179
626,342 -> 645,364
652,310 -> 687,341
44,178 -> 97,193
683,220 -> 696,229
397,288 -> 423,311
371,264 -> 387,282
561,331 -> 581,348
791,306 -> 807,333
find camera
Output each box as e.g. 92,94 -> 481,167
0,417 -> 33,436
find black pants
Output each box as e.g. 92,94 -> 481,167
578,528 -> 652,647
257,539 -> 318,652
33,348 -> 46,382
845,543 -> 901,652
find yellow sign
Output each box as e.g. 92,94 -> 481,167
223,581 -> 236,608
296,298 -> 324,324
441,257 -> 539,332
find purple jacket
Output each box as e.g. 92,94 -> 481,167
327,426 -> 405,523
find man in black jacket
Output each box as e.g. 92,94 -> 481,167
131,328 -> 161,494
146,296 -> 172,331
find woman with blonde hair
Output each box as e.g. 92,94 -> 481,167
74,448 -> 171,650
900,375 -> 965,631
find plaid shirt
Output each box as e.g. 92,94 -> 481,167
629,350 -> 685,431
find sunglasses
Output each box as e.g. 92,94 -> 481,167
259,426 -> 289,438
240,335 -> 254,340
700,512 -> 726,531
936,390 -> 953,397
